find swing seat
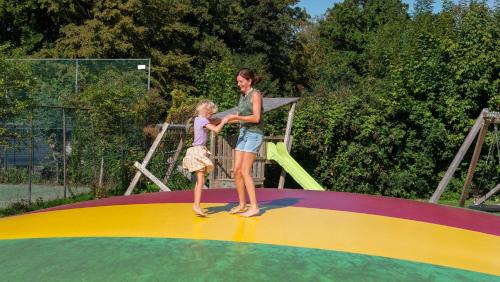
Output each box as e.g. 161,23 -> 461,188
469,204 -> 500,213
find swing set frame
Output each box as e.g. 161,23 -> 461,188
125,123 -> 188,195
430,108 -> 500,208
125,97 -> 300,195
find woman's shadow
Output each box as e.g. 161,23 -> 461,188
205,198 -> 302,216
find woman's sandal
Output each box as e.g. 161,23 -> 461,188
229,205 -> 247,214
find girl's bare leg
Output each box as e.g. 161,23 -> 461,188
240,152 -> 259,217
230,150 -> 247,214
193,170 -> 207,216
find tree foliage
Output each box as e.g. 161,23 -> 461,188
0,45 -> 36,146
292,1 -> 499,198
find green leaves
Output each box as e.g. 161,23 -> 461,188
289,2 -> 499,198
0,49 -> 35,146
0,0 -> 306,98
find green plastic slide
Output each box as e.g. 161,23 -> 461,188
266,142 -> 324,191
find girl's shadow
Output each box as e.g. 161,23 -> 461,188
205,198 -> 302,216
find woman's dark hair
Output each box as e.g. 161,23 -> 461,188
236,68 -> 263,86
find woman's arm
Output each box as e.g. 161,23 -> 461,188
208,117 -> 222,125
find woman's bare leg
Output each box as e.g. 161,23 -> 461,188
193,170 -> 207,216
240,152 -> 259,217
230,150 -> 247,213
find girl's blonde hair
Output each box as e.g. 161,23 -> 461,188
196,100 -> 218,116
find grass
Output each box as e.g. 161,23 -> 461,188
419,194 -> 500,215
0,174 -> 195,217
0,182 -> 94,217
0,193 -> 94,218
0,183 -> 91,208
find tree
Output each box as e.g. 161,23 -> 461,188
414,0 -> 434,14
291,0 -> 499,198
67,68 -> 166,192
315,0 -> 408,88
25,1 -> 306,98
443,0 -> 454,11
0,0 -> 93,53
0,45 -> 35,146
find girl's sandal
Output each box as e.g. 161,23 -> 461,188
229,206 -> 247,214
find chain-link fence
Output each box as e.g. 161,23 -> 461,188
0,58 -> 185,207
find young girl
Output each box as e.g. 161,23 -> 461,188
182,100 -> 225,216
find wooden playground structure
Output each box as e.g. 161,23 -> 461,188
430,108 -> 500,210
209,97 -> 298,189
125,102 -> 499,212
125,123 -> 188,195
125,98 -> 299,195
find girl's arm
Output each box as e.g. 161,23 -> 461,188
205,120 -> 226,134
225,92 -> 262,123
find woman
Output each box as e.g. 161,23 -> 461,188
223,68 -> 264,217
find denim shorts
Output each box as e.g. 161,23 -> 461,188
235,127 -> 264,154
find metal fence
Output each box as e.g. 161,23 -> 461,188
0,58 -> 167,207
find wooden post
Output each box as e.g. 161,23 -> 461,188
429,110 -> 487,203
120,117 -> 126,190
176,165 -> 194,180
28,110 -> 33,205
125,122 -> 170,195
134,162 -> 170,191
2,146 -> 6,170
98,156 -> 104,188
278,102 -> 296,189
459,120 -> 490,207
62,108 -> 67,198
474,183 -> 500,205
163,129 -> 186,184
209,131 -> 216,188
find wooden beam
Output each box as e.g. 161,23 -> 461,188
175,164 -> 208,189
459,120 -> 490,207
209,131 -> 216,189
264,136 -> 288,141
213,156 -> 267,161
429,110 -> 487,203
62,108 -> 67,198
485,111 -> 500,124
134,162 -> 170,192
125,122 -> 170,195
163,130 -> 186,184
474,183 -> 500,205
176,164 -> 193,180
278,102 -> 296,189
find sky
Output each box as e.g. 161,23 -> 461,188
296,0 -> 496,18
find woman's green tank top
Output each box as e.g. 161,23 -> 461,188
237,88 -> 264,134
